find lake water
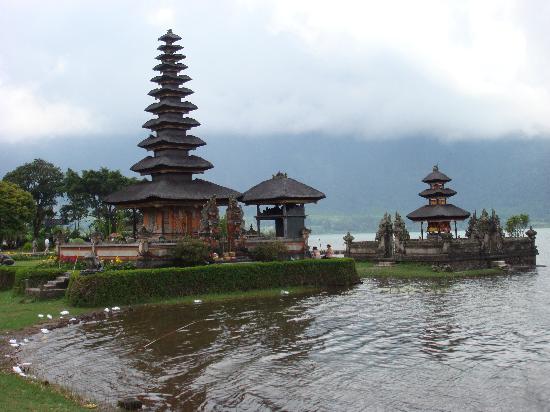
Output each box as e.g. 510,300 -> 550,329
21,229 -> 550,411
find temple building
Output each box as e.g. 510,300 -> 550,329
105,30 -> 240,239
240,172 -> 325,240
407,165 -> 470,238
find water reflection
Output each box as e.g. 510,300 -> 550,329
21,229 -> 550,411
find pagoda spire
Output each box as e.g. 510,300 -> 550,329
133,29 -> 212,179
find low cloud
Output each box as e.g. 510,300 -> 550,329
0,81 -> 98,143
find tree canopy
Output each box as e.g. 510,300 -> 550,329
3,159 -> 64,238
0,181 -> 35,243
505,214 -> 529,237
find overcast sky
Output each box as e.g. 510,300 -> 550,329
1,0 -> 550,144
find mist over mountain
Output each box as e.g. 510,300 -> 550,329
2,134 -> 548,233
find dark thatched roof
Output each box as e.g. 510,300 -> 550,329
407,204 -> 470,221
150,74 -> 191,84
158,30 -> 182,43
155,53 -> 185,61
157,44 -> 182,53
153,62 -> 188,72
148,86 -> 194,98
131,155 -> 213,174
138,134 -> 205,149
104,178 -> 240,205
422,165 -> 451,183
144,101 -> 198,114
240,172 -> 325,204
142,117 -> 200,130
419,188 -> 457,198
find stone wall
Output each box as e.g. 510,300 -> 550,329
346,235 -> 538,268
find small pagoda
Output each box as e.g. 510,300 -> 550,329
105,30 -> 240,239
406,165 -> 470,238
240,172 -> 325,239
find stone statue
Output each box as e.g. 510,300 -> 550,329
393,212 -> 409,254
226,196 -> 244,251
375,213 -> 394,258
199,196 -> 220,249
343,232 -> 355,256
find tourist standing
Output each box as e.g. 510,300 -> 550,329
312,246 -> 321,259
325,244 -> 334,258
32,239 -> 37,254
44,238 -> 50,254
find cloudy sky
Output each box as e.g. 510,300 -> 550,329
1,0 -> 550,144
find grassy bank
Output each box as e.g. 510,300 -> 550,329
0,372 -> 92,412
356,261 -> 503,279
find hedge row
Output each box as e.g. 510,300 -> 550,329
0,267 -> 16,291
13,268 -> 68,295
67,258 -> 359,307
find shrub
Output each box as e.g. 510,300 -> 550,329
172,237 -> 210,267
67,258 -> 359,307
0,267 -> 16,290
251,241 -> 289,262
13,267 -> 68,295
68,238 -> 86,244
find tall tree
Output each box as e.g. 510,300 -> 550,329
64,168 -> 138,236
3,159 -> 64,238
0,181 -> 35,244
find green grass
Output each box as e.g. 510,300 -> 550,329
0,372 -> 92,412
356,261 -> 503,279
0,291 -> 96,332
12,260 -> 43,269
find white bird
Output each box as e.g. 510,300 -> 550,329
112,306 -> 120,311
12,366 -> 22,374
46,314 -> 52,320
69,318 -> 77,322
9,339 -> 16,344
193,299 -> 202,304
23,339 -> 29,343
40,328 -> 49,334
38,314 -> 44,318
104,308 -> 110,313
10,343 -> 20,348
281,290 -> 290,295
60,310 -> 69,316
20,362 -> 31,366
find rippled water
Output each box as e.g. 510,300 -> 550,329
22,229 -> 550,411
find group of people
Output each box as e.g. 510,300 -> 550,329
311,244 -> 334,259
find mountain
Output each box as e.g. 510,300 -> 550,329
2,134 -> 549,233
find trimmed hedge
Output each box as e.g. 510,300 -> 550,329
13,268 -> 68,295
0,267 -> 16,291
67,258 -> 359,307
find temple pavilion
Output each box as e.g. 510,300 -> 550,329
406,165 -> 470,238
105,30 -> 240,239
240,172 -> 325,239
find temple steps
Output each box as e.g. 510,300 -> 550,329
25,273 -> 70,300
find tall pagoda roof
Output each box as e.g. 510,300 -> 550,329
240,172 -> 326,205
104,178 -> 240,206
105,29 -> 239,206
422,165 -> 451,183
406,204 -> 470,221
131,155 -> 213,174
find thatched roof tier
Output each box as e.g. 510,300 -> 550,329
148,86 -> 194,98
422,165 -> 451,183
144,101 -> 198,114
155,53 -> 185,62
240,172 -> 325,205
157,44 -> 183,53
407,204 -> 470,221
131,155 -> 213,174
138,134 -> 206,150
104,178 -> 240,205
158,29 -> 181,43
142,116 -> 200,131
150,74 -> 192,85
153,62 -> 188,72
419,187 -> 457,198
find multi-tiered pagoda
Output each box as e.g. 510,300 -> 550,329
407,165 -> 470,238
106,30 -> 240,239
